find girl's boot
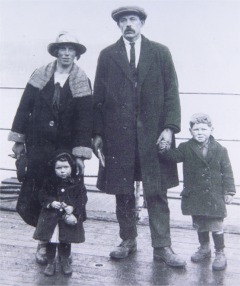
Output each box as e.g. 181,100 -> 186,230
212,232 -> 227,271
59,243 -> 73,275
44,243 -> 56,276
191,231 -> 211,262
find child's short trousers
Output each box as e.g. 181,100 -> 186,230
192,215 -> 223,232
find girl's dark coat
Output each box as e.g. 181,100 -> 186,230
160,136 -> 236,218
33,176 -> 87,243
93,36 -> 181,196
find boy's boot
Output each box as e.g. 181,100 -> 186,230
59,243 -> 73,275
191,231 -> 211,262
44,243 -> 56,276
212,232 -> 227,271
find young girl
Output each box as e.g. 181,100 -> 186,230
159,113 -> 235,271
33,150 -> 87,276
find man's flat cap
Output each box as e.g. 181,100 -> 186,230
111,6 -> 147,22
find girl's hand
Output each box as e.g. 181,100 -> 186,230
64,205 -> 74,214
51,201 -> 62,209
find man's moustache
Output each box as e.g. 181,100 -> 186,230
125,29 -> 135,33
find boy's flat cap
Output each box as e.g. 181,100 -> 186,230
111,6 -> 147,22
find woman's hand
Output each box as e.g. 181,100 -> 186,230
76,158 -> 85,175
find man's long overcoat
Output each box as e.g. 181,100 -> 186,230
93,36 -> 181,196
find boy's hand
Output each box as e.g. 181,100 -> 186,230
51,201 -> 62,209
64,205 -> 74,214
225,195 -> 233,204
158,140 -> 169,153
156,128 -> 173,151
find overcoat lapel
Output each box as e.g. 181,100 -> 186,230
189,139 -> 208,164
109,38 -> 134,83
137,36 -> 155,88
205,136 -> 218,164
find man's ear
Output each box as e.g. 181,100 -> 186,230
141,20 -> 145,26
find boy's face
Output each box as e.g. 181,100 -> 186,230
190,123 -> 213,144
55,160 -> 72,179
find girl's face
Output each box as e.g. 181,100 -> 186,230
55,160 -> 72,179
190,123 -> 213,144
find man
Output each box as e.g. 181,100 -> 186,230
92,7 -> 186,267
9,32 -> 93,264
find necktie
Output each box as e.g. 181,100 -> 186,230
52,82 -> 61,111
130,42 -> 136,73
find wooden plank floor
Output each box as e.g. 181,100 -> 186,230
0,210 -> 240,286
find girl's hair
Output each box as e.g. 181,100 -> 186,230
49,150 -> 77,177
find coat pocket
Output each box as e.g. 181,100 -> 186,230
180,187 -> 191,197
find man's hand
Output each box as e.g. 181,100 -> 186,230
12,142 -> 25,159
225,195 -> 233,204
156,128 -> 173,151
92,135 -> 103,158
76,158 -> 85,175
158,140 -> 169,153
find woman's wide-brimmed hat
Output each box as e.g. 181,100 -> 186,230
47,32 -> 86,60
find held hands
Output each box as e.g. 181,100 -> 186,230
225,195 -> 234,204
156,128 -> 173,152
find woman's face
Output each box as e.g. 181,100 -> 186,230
57,44 -> 77,68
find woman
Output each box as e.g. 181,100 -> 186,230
8,32 -> 93,264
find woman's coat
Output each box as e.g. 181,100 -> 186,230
93,35 -> 181,196
10,70 -> 92,226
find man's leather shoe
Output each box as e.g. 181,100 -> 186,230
110,239 -> 137,259
154,246 -> 186,268
44,262 -> 56,276
36,243 -> 47,265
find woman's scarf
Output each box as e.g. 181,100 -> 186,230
28,61 -> 91,98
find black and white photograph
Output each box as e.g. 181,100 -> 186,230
0,0 -> 239,285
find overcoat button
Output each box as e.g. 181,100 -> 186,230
49,121 -> 55,127
61,188 -> 65,192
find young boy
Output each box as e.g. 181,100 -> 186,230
159,113 -> 235,270
33,150 -> 87,276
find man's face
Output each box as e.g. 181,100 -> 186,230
57,44 -> 77,68
55,160 -> 72,179
190,123 -> 213,144
118,14 -> 144,42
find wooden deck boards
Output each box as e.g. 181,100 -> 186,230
0,210 -> 240,286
